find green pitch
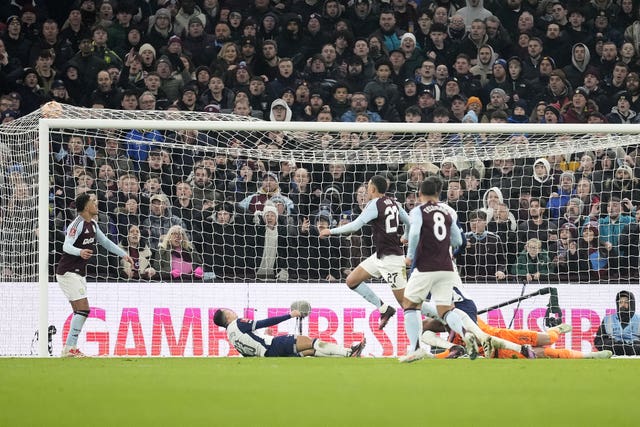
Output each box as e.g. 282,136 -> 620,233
1,358 -> 637,427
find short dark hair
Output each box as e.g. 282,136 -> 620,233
369,175 -> 388,194
213,309 -> 227,328
468,209 -> 487,221
420,175 -> 443,196
75,192 -> 92,212
460,168 -> 480,180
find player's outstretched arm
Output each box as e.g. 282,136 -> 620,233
95,224 -> 128,258
323,200 -> 379,237
254,313 -> 293,329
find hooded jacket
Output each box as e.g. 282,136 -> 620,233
562,43 -> 591,89
269,98 -> 293,122
595,291 -> 640,355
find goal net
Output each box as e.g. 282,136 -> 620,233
1,102 -> 639,356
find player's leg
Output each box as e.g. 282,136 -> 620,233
539,347 -> 612,359
297,337 -> 366,357
379,255 -> 408,328
536,323 -> 572,346
58,273 -> 90,357
347,255 -> 396,329
399,272 -> 430,362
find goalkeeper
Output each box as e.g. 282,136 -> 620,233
420,288 -> 612,359
213,308 -> 366,358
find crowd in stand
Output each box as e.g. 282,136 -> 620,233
1,0 -> 640,283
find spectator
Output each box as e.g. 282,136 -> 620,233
195,201 -> 245,280
142,193 -> 186,250
554,222 -> 579,277
340,92 -> 382,122
606,91 -> 637,123
512,238 -> 554,282
458,209 -> 507,281
456,0 -> 493,30
523,157 -> 553,200
369,8 -> 405,53
364,59 -> 401,107
238,171 -> 295,215
146,8 -> 174,51
547,171 -> 577,219
155,224 -> 205,282
571,220 -> 612,280
588,196 -> 634,277
189,163 -> 224,211
296,207 -> 346,281
246,202 -> 293,281
119,224 -> 158,280
594,290 -> 640,356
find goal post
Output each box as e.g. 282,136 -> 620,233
1,102 -> 637,356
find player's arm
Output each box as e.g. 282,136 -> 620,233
450,220 -> 463,249
406,207 -> 423,261
253,314 -> 293,329
95,225 -> 128,257
62,222 -> 83,257
323,199 -> 378,237
397,202 -> 411,240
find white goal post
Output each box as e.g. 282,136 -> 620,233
7,103 -> 637,356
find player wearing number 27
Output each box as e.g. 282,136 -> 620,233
56,193 -> 133,357
320,175 -> 410,329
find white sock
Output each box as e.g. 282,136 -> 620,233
351,283 -> 383,308
420,302 -> 439,319
421,330 -> 453,350
313,339 -> 349,357
452,308 -> 489,340
65,311 -> 88,349
404,309 -> 422,352
443,309 -> 465,337
493,337 -> 522,352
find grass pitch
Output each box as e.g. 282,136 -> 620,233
1,358 -> 637,427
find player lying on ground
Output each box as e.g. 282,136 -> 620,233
213,308 -> 366,357
419,288 -> 612,359
320,175 -> 411,329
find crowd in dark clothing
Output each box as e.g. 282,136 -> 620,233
1,0 -> 640,283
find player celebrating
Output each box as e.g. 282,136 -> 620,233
56,193 -> 133,357
319,175 -> 410,329
213,308 -> 366,357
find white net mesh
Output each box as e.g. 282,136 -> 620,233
2,102 -> 640,284
1,103 -> 640,356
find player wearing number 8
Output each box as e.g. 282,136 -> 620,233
319,175 -> 410,330
400,176 -> 478,362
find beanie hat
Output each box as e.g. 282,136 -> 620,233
545,103 -> 561,119
490,88 -> 507,99
400,32 -> 416,44
262,205 -> 278,218
139,43 -> 156,57
493,58 -> 507,72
